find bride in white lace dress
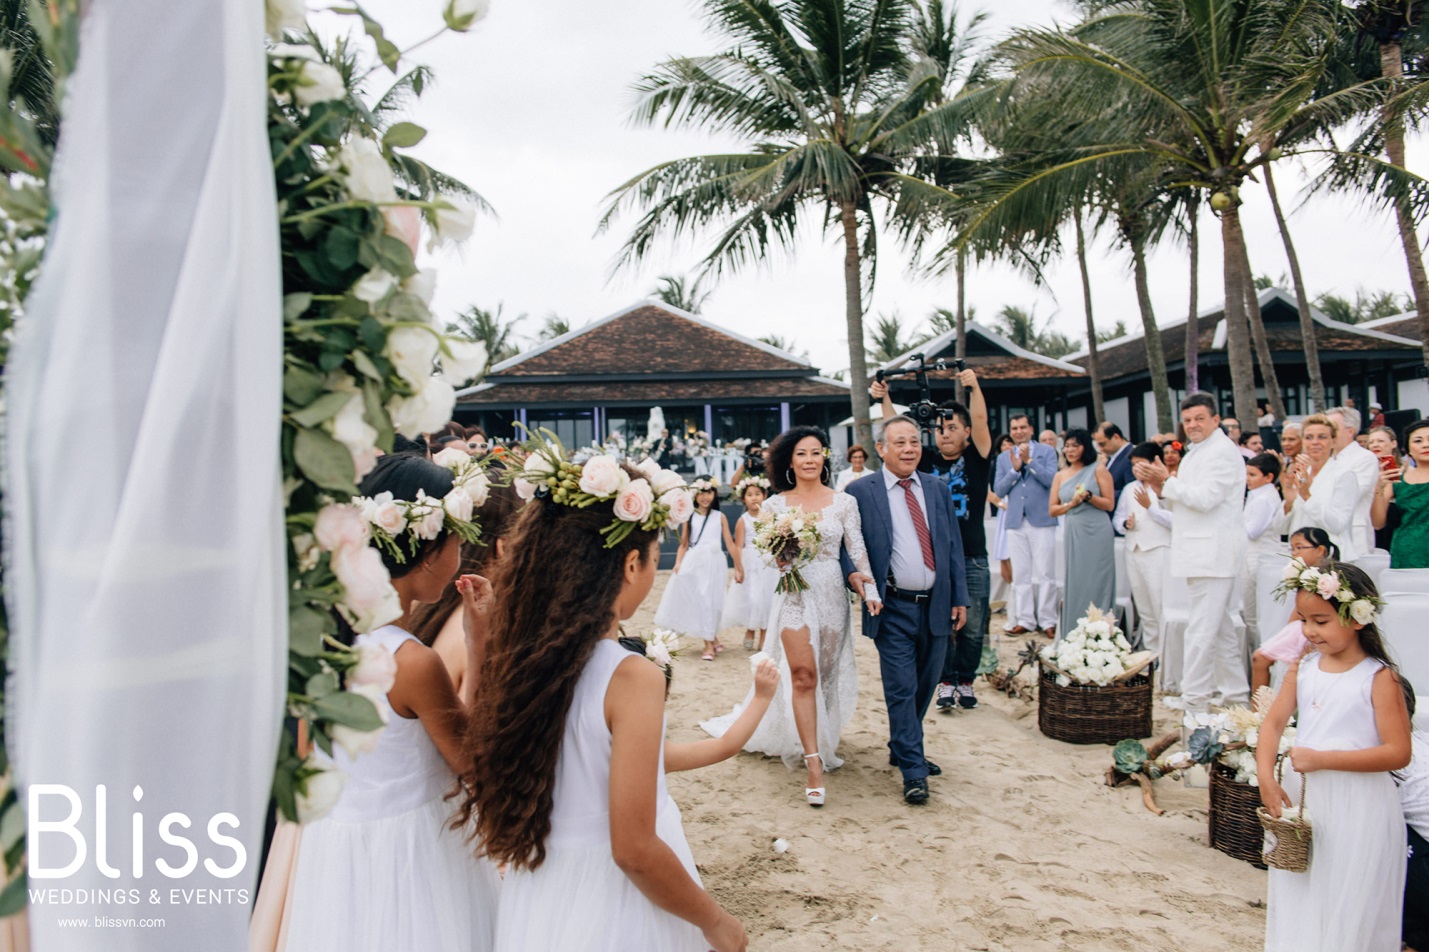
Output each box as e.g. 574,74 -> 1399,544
701,428 -> 877,806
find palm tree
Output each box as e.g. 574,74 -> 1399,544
1074,211 -> 1106,422
868,312 -> 929,364
758,334 -> 811,360
601,0 -> 983,449
0,0 -> 59,171
446,304 -> 523,374
650,274 -> 712,314
1262,161 -> 1328,412
535,313 -> 571,341
993,304 -> 1077,359
960,0 -> 1382,425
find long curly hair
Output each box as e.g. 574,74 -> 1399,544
408,475 -> 524,646
767,425 -> 831,493
455,468 -> 659,871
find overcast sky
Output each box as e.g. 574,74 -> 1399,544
334,0 -> 1425,376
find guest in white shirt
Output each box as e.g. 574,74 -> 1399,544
834,445 -> 870,492
1328,405 -> 1380,555
1135,392 -> 1249,712
1112,442 -> 1173,654
1242,453 -> 1286,647
1282,413 -> 1362,559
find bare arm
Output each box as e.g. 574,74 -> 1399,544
1371,469 -> 1398,530
607,657 -> 745,949
1290,667 -> 1412,774
960,369 -> 993,458
665,660 -> 778,772
1256,662 -> 1299,816
388,641 -> 468,774
720,513 -> 743,578
1047,471 -> 1067,518
672,521 -> 689,572
1090,464 -> 1115,512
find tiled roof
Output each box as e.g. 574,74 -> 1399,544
457,377 -> 850,406
1359,313 -> 1422,342
878,319 -> 1086,382
490,302 -> 809,377
1070,288 -> 1420,380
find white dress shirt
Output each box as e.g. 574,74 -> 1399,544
1334,441 -> 1381,554
883,466 -> 937,591
1401,730 -> 1429,841
1113,479 -> 1172,551
1244,483 -> 1285,547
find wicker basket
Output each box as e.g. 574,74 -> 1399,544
1036,662 -> 1154,745
1256,755 -> 1311,872
1209,763 -> 1268,869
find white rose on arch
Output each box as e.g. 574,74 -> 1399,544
402,268 -> 437,306
384,325 -> 440,389
387,377 -> 456,437
348,634 -> 399,694
266,0 -> 308,37
431,199 -> 477,247
295,758 -> 346,823
329,392 -> 380,479
332,545 -> 402,632
337,138 -> 397,203
444,0 -> 491,32
294,61 -> 345,107
440,337 -> 488,387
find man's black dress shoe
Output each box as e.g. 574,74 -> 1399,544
903,778 -> 930,804
889,754 -> 941,776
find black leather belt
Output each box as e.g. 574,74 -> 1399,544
885,584 -> 932,604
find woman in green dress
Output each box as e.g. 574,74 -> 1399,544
1372,418 -> 1429,568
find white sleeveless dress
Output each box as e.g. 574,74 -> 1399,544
654,509 -> 728,640
701,493 -> 872,769
1265,653 -> 1406,952
496,639 -> 706,951
284,626 -> 500,952
721,512 -> 778,630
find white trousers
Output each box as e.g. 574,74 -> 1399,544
1181,576 -> 1249,713
1006,523 -> 1058,630
1127,547 -> 1167,656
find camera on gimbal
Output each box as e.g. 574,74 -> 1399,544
875,353 -> 964,433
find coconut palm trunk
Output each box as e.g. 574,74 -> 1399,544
842,200 -> 873,449
1237,227 -> 1287,421
1185,203 -> 1200,395
1219,205 -> 1260,425
1264,162 -> 1326,412
1381,40 -> 1429,369
1131,237 -> 1173,433
1076,213 -> 1105,422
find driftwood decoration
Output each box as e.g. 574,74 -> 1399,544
1105,731 -> 1181,815
985,640 -> 1040,701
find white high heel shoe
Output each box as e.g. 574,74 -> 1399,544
804,752 -> 825,807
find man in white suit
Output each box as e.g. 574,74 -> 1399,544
1134,393 -> 1248,713
1328,405 -> 1380,556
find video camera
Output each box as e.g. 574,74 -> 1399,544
874,353 -> 964,432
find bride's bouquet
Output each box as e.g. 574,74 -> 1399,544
752,506 -> 823,594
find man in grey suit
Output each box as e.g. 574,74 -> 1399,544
842,416 -> 969,804
994,414 -> 1060,636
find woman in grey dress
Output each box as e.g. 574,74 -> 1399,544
1049,428 -> 1116,637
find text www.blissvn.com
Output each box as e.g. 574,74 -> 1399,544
56,917 -> 165,928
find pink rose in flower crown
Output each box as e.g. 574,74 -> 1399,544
443,488 -> 474,523
660,487 -> 694,525
1315,573 -> 1340,601
579,454 -> 626,497
411,489 -> 446,540
614,479 -> 655,523
314,502 -> 370,552
369,492 -> 408,537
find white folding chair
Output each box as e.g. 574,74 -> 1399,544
1352,550 -> 1392,590
1159,567 -> 1191,695
1113,537 -> 1137,643
1378,568 -> 1429,596
1380,594 -> 1429,711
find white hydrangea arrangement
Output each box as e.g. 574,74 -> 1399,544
1039,606 -> 1132,686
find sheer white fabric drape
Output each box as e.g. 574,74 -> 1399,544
5,0 -> 284,948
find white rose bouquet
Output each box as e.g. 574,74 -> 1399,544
1039,606 -> 1135,686
1183,702 -> 1297,786
752,506 -> 823,594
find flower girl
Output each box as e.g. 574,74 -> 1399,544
460,448 -> 749,952
1257,560 -> 1412,952
722,476 -> 776,650
655,477 -> 741,661
281,452 -> 500,952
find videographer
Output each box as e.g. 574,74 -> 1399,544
871,370 -> 993,709
731,442 -> 768,486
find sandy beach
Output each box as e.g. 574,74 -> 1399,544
641,571 -> 1268,951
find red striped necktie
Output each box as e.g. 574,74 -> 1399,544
897,478 -> 936,572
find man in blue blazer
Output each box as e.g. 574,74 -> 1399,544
842,416 -> 969,804
993,415 -> 1059,636
1096,422 -> 1135,502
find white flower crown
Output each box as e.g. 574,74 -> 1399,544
1274,557 -> 1384,626
690,476 -> 720,493
732,474 -> 771,498
512,429 -> 694,547
353,448 -> 488,560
